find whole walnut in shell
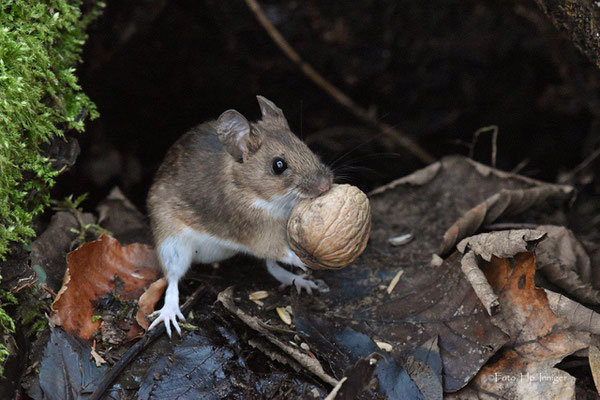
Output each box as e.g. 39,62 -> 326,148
287,184 -> 371,269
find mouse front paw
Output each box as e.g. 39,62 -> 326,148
148,303 -> 185,338
266,259 -> 318,294
290,275 -> 319,295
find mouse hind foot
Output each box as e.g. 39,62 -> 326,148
148,281 -> 185,337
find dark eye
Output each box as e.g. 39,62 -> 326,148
272,157 -> 288,175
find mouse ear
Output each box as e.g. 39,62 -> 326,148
256,96 -> 289,127
216,110 -> 258,162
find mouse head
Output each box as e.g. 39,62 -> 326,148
215,96 -> 333,205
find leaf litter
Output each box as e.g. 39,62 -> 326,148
27,156 -> 600,398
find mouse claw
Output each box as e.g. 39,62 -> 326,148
147,304 -> 185,338
292,276 -> 318,295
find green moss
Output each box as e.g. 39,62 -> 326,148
0,286 -> 17,377
0,0 -> 103,259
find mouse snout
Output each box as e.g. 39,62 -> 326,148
317,176 -> 331,195
299,168 -> 333,198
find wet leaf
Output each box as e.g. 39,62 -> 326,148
407,336 -> 443,400
38,328 -> 107,400
50,234 -> 160,341
334,353 -> 383,400
138,325 -> 325,399
294,312 -> 426,399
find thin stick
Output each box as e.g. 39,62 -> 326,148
243,0 -> 434,164
89,285 -> 205,400
559,145 -> 600,183
469,125 -> 498,168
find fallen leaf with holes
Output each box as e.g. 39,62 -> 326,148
136,278 -> 167,330
451,252 -> 590,399
50,234 -> 160,341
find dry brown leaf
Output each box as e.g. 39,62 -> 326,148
30,211 -> 95,291
457,229 -> 545,261
457,229 -> 545,315
439,185 -> 572,255
136,277 -> 167,330
588,346 -> 600,395
544,289 -> 600,335
536,225 -> 600,304
50,234 -> 160,341
368,161 -> 442,195
460,251 -> 499,316
452,252 -> 590,399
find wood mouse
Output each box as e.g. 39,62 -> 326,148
147,96 -> 333,336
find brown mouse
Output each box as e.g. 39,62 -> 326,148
147,96 -> 333,336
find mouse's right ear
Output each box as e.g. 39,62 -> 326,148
216,110 -> 258,162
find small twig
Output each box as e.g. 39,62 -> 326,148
559,145 -> 600,183
89,284 -> 205,400
483,222 -> 540,231
40,284 -> 57,298
257,319 -> 297,335
243,0 -> 434,164
469,125 -> 498,168
510,158 -> 530,174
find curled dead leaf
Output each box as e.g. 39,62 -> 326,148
460,251 -> 499,316
536,225 -> 600,304
439,185 -> 572,255
136,277 -> 167,330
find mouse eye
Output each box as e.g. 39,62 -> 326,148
272,157 -> 288,175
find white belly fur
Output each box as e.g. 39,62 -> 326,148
159,227 -> 250,267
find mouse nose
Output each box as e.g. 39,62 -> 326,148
317,177 -> 331,195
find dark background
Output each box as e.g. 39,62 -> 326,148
56,0 -> 600,210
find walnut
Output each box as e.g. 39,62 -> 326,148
287,184 -> 371,269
